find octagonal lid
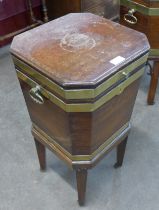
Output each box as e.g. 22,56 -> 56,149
11,13 -> 149,88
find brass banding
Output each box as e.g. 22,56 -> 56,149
121,0 -> 159,16
13,53 -> 148,100
149,49 -> 159,57
16,67 -> 145,112
32,122 -> 130,161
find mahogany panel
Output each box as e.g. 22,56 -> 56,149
0,6 -> 41,47
120,5 -> 159,49
0,0 -> 41,20
90,79 -> 140,152
19,79 -> 72,153
120,6 -> 149,35
70,79 -> 140,155
11,13 -> 148,88
46,0 -> 81,19
18,74 -> 141,156
149,16 -> 159,49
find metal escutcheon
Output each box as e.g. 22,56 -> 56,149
117,85 -> 125,95
124,9 -> 137,25
29,85 -> 44,105
122,71 -> 129,79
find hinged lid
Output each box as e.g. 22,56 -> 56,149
10,13 -> 149,88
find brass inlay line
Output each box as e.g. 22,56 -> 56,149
121,0 -> 159,16
16,67 -> 144,112
149,49 -> 159,57
32,122 -> 130,161
13,54 -> 148,100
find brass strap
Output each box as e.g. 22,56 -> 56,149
16,67 -> 144,112
149,49 -> 159,57
32,122 -> 130,161
121,0 -> 159,16
13,53 -> 148,100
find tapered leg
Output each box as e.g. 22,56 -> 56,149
34,138 -> 46,171
76,168 -> 88,206
114,136 -> 128,168
147,61 -> 159,105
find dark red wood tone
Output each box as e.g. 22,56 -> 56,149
11,13 -> 149,205
11,13 -> 148,87
120,4 -> 159,49
46,0 -> 119,20
76,168 -> 87,206
19,79 -> 71,153
19,77 -> 141,155
46,0 -> 81,19
34,137 -> 46,171
114,136 -> 128,168
147,61 -> 159,104
120,6 -> 149,41
120,1 -> 159,105
0,6 -> 42,47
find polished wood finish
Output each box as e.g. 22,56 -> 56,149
147,61 -> 159,104
11,13 -> 149,205
46,0 -> 81,19
11,13 -> 149,88
46,0 -> 119,20
114,136 -> 128,168
0,3 -> 41,47
120,4 -> 159,49
76,169 -> 87,206
19,77 -> 140,155
19,79 -> 71,153
34,137 -> 46,171
33,128 -> 129,205
120,2 -> 159,51
32,121 -> 130,169
120,6 -> 148,34
120,1 -> 159,104
71,79 -> 141,155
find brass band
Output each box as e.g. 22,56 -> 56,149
32,122 -> 130,161
16,67 -> 144,112
121,0 -> 159,16
149,49 -> 159,57
13,53 -> 148,100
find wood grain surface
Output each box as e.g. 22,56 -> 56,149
11,13 -> 149,87
19,77 -> 141,155
120,4 -> 159,49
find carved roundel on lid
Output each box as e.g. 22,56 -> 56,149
11,13 -> 150,88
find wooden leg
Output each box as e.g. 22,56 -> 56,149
34,138 -> 46,171
147,61 -> 159,105
76,168 -> 87,206
114,136 -> 128,168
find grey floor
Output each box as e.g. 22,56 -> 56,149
0,45 -> 159,210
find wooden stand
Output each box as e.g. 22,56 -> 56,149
33,135 -> 128,205
147,59 -> 159,105
11,13 -> 149,206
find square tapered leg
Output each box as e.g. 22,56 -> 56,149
114,136 -> 128,168
147,61 -> 159,105
34,138 -> 46,171
76,168 -> 88,206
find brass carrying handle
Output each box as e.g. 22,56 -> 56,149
124,9 -> 137,25
29,85 -> 44,104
